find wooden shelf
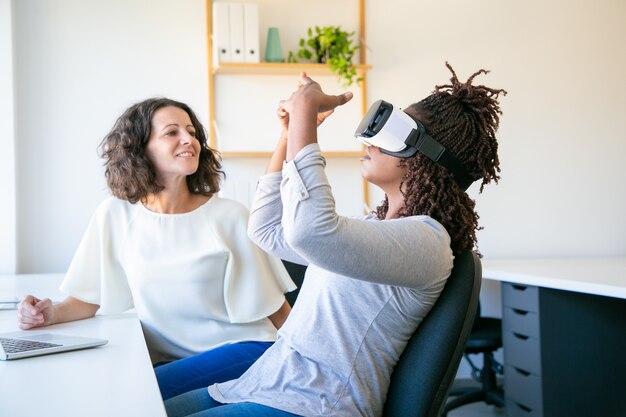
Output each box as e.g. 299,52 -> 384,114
213,62 -> 372,76
206,0 -> 370,206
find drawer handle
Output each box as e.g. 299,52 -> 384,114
512,308 -> 529,316
514,402 -> 533,413
513,367 -> 531,376
511,284 -> 528,291
513,332 -> 529,340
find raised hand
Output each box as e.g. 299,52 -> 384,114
279,72 -> 353,117
278,73 -> 353,160
277,106 -> 335,131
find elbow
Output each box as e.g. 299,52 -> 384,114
247,219 -> 284,255
284,225 -> 309,253
83,300 -> 100,318
284,216 -> 338,259
247,221 -> 262,246
247,224 -> 271,254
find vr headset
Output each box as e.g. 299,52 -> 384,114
354,99 -> 474,191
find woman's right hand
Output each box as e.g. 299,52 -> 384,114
17,295 -> 56,330
279,72 -> 352,117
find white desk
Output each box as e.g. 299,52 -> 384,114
483,257 -> 626,300
480,257 -> 626,417
0,274 -> 166,417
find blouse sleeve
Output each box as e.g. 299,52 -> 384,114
212,199 -> 297,323
59,199 -> 134,314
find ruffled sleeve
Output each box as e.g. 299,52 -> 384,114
210,199 -> 296,323
59,198 -> 134,314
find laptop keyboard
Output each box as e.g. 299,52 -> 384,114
0,337 -> 61,353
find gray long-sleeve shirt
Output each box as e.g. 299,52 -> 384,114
209,144 -> 454,417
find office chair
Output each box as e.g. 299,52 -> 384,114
383,251 -> 482,417
281,260 -> 307,307
442,304 -> 505,415
282,253 -> 481,417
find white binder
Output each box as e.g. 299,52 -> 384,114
228,3 -> 245,63
243,3 -> 260,63
212,2 -> 230,64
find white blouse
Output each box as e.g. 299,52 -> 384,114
60,196 -> 295,362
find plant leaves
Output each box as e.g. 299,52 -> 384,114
287,25 -> 361,86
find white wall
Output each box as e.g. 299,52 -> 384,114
11,0 -> 209,272
10,0 -> 625,273
367,0 -> 626,260
0,0 -> 17,274
4,0 -> 625,382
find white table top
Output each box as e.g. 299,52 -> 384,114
482,257 -> 626,300
0,274 -> 166,417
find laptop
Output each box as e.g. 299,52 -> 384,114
0,331 -> 108,360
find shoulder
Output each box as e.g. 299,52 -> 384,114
92,196 -> 137,225
199,196 -> 250,232
205,196 -> 250,220
399,215 -> 454,261
96,196 -> 132,212
401,215 -> 451,243
360,213 -> 448,232
405,215 -> 451,239
369,214 -> 452,247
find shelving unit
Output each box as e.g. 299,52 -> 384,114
213,62 -> 371,76
205,0 -> 371,207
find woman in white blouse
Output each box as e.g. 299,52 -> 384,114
16,97 -> 295,400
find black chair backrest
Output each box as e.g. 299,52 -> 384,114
281,260 -> 307,307
383,251 -> 482,417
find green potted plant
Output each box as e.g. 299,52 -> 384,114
288,26 -> 361,87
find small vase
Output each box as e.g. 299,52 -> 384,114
265,27 -> 283,63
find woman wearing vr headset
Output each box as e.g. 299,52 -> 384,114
165,64 -> 505,417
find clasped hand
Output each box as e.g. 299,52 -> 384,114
17,295 -> 55,330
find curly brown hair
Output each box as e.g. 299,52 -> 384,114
376,63 -> 506,255
99,98 -> 223,203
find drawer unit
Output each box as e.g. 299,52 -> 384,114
506,399 -> 543,417
502,331 -> 541,375
502,282 -> 538,312
503,307 -> 539,338
504,365 -> 543,411
502,283 -> 542,416
491,264 -> 626,417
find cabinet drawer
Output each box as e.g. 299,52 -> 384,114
503,306 -> 540,338
505,365 -> 543,410
503,331 -> 541,375
506,398 -> 543,417
502,282 -> 539,312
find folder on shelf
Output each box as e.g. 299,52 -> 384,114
243,3 -> 260,63
212,2 -> 230,64
228,3 -> 245,63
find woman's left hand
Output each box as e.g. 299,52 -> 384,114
316,109 -> 335,127
279,105 -> 335,131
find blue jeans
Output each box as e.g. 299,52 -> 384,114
165,387 -> 301,417
155,341 -> 273,400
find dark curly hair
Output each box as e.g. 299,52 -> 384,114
99,97 -> 223,203
376,63 -> 506,255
